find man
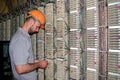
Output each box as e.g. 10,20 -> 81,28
9,9 -> 48,80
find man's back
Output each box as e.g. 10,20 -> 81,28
9,28 -> 37,80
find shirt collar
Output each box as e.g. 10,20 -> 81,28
18,27 -> 30,37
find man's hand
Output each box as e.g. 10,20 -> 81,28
15,60 -> 48,74
35,60 -> 48,69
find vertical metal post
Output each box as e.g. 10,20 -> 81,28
98,0 -> 108,80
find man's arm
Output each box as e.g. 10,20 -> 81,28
15,60 -> 48,74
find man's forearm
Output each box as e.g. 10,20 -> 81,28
15,63 -> 39,74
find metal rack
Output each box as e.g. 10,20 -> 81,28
107,0 -> 120,80
86,0 -> 99,80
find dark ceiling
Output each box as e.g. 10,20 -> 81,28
0,0 -> 28,15
0,0 -> 45,15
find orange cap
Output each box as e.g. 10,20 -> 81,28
28,9 -> 46,30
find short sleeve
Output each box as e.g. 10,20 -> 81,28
12,38 -> 29,65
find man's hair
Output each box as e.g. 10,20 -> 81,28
24,15 -> 41,25
24,16 -> 36,23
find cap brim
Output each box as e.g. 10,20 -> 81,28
40,24 -> 45,30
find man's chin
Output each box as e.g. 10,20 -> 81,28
29,32 -> 38,35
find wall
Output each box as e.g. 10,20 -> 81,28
0,0 -> 120,80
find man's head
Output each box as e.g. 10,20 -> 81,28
28,9 -> 46,30
23,9 -> 46,35
24,16 -> 40,35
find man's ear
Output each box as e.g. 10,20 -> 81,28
28,18 -> 35,26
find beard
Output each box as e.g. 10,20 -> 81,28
29,32 -> 37,35
28,25 -> 38,35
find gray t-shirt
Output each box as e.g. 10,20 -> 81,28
9,28 -> 37,80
